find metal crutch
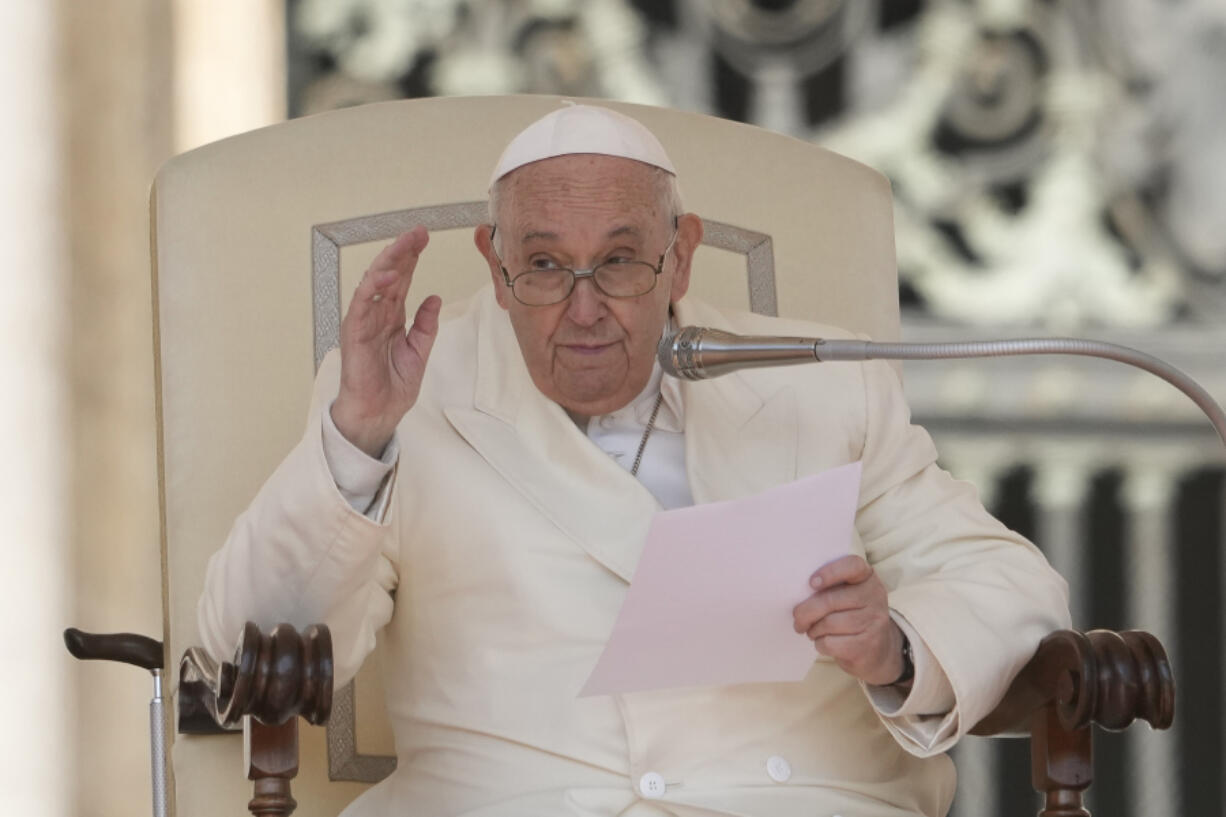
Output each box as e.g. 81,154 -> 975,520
64,628 -> 168,817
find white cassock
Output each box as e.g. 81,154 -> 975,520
200,287 -> 1070,817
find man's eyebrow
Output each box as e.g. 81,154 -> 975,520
518,225 -> 644,243
520,230 -> 559,243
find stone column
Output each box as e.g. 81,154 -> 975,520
57,2 -> 288,813
57,3 -> 175,815
0,3 -> 70,815
1120,458 -> 1182,817
1031,448 -> 1095,627
172,0 -> 287,152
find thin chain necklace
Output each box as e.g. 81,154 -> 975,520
630,391 -> 666,477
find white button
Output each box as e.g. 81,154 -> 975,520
766,755 -> 792,783
599,415 -> 616,429
638,771 -> 666,798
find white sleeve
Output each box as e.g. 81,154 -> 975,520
862,611 -> 958,752
854,358 -> 1071,757
197,349 -> 400,688
321,399 -> 398,519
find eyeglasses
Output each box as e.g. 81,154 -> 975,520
490,224 -> 678,307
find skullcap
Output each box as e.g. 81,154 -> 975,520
489,102 -> 676,188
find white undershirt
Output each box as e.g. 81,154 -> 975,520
577,362 -> 692,510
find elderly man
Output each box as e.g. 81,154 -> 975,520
200,104 -> 1069,817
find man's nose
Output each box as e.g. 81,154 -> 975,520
565,275 -> 608,325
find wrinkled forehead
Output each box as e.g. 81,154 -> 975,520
495,154 -> 673,230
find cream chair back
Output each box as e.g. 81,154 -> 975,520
152,95 -> 899,816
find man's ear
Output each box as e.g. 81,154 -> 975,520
668,212 -> 703,303
474,224 -> 510,310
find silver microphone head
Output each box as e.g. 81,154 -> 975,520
658,326 -> 708,380
658,326 -> 822,380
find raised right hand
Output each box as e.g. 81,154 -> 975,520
331,225 -> 441,457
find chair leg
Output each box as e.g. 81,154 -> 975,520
247,718 -> 299,817
1031,705 -> 1093,817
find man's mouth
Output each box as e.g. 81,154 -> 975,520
559,341 -> 615,355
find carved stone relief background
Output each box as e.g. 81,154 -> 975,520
288,0 -> 1226,329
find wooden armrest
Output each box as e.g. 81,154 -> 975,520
970,629 -> 1174,817
973,629 -> 1174,736
177,625 -> 1175,817
179,622 -> 333,817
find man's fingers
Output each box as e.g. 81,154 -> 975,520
810,554 -> 873,591
812,633 -> 863,662
792,584 -> 865,633
355,227 -> 430,302
372,226 -> 429,274
813,626 -> 906,686
794,558 -> 899,685
386,295 -> 442,389
345,228 -> 432,334
406,295 -> 442,360
805,608 -> 873,640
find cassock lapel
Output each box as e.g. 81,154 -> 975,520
443,293 -> 662,583
442,292 -> 800,583
673,298 -> 800,505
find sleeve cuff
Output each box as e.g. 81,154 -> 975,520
865,610 -> 955,718
321,401 -> 398,517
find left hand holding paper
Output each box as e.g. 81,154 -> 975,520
792,554 -> 904,686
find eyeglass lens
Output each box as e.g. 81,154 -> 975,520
513,262 -> 658,305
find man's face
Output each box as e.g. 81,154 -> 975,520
477,154 -> 701,418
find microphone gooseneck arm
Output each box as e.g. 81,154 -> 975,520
659,327 -> 1226,448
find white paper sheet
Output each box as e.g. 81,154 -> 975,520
580,460 -> 862,696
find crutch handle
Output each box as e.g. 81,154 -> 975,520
65,626 -> 169,817
64,627 -> 164,671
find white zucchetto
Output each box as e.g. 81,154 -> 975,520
489,102 -> 677,188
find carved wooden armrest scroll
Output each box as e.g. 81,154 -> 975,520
970,629 -> 1175,817
179,622 -> 333,817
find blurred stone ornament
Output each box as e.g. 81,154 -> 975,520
432,49 -> 525,96
938,30 -> 1044,150
822,3 -> 1184,329
1077,0 -> 1226,293
377,0 -> 666,102
519,21 -> 597,95
702,0 -> 873,78
295,0 -> 465,82
298,74 -> 402,117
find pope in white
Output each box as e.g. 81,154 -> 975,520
199,104 -> 1071,816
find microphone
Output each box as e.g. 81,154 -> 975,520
655,326 -> 892,380
657,326 -> 822,380
658,326 -> 1226,447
